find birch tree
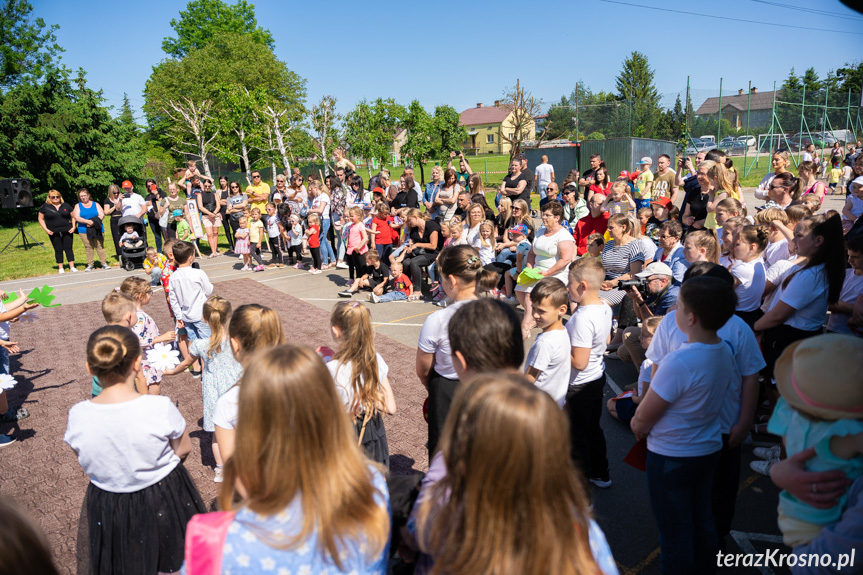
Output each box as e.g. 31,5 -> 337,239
162,96 -> 218,178
310,95 -> 341,174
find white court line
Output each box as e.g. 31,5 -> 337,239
372,323 -> 425,327
257,274 -> 308,283
605,372 -> 623,396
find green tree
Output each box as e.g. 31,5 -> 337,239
144,32 -> 306,175
614,51 -> 660,138
343,98 -> 405,174
545,96 -> 574,140
212,85 -> 269,183
161,0 -> 274,59
401,100 -> 434,184
0,0 -> 63,90
0,68 -> 146,205
433,105 -> 466,162
836,61 -> 863,94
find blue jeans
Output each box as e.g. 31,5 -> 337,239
538,183 -> 548,200
184,319 -> 211,342
335,222 -> 346,262
320,219 -> 335,265
379,291 -> 408,303
149,267 -> 162,286
647,449 -> 720,575
496,249 -> 516,266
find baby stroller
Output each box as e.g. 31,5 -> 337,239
118,215 -> 148,271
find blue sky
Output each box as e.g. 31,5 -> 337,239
32,0 -> 863,123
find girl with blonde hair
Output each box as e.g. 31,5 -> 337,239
328,302 -> 396,467
702,160 -> 742,229
212,303 -> 284,461
185,344 -> 390,573
413,373 -> 615,575
164,295 -> 242,482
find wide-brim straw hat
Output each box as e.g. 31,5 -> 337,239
775,333 -> 863,421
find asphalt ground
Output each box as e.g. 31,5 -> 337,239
0,188 -> 849,574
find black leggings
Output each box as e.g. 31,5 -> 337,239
404,253 -> 435,289
222,212 -> 234,250
427,369 -> 460,458
287,244 -> 303,263
109,216 -> 121,257
49,231 -> 74,264
251,245 -> 264,266
228,217 -> 241,251
310,247 -> 322,270
147,215 -> 163,252
348,251 -> 366,280
267,236 -> 283,264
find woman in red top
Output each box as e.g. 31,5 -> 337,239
588,167 -> 613,197
371,201 -> 394,264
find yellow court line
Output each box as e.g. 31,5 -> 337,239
382,310 -> 434,324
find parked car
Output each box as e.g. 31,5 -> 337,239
699,135 -> 716,143
684,138 -> 718,155
718,137 -> 736,148
719,140 -> 748,155
735,135 -> 756,147
784,134 -> 812,151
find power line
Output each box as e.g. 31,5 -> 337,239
750,0 -> 863,22
599,0 -> 863,35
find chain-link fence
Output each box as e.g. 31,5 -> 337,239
543,78 -> 862,179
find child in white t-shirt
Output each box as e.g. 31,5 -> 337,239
524,278 -> 571,406
631,276 -> 740,574
212,304 -> 284,462
477,221 -> 496,266
754,207 -> 790,269
326,301 -> 397,468
564,258 -> 613,488
729,224 -> 768,329
64,325 -> 205,573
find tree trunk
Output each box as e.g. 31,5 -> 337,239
199,138 -> 212,179
419,162 -> 425,186
270,110 -> 291,173
238,128 -> 252,185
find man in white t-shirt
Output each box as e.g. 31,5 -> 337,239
120,181 -> 147,219
534,155 -> 555,208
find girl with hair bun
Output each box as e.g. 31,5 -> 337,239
416,245 -> 499,456
65,325 -> 205,575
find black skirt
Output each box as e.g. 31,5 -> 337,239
87,463 -> 206,575
354,411 -> 390,470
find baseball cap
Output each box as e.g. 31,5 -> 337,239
636,261 -> 673,279
507,223 -> 529,236
372,186 -> 384,195
121,180 -> 133,188
618,170 -> 630,179
629,170 -> 641,182
516,153 -> 527,161
172,209 -> 183,218
272,193 -> 283,201
637,157 -> 652,165
650,197 -> 672,208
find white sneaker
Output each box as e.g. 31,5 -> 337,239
336,261 -> 349,269
214,466 -> 224,483
84,265 -> 94,272
750,459 -> 775,476
589,477 -> 612,489
753,445 -> 781,461
370,293 -> 380,304
70,266 -> 78,273
58,267 -> 64,274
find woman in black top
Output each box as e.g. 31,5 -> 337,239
471,193 -> 495,222
144,178 -> 166,252
103,184 -> 124,258
217,176 -> 234,251
403,208 -> 442,292
391,176 -> 420,210
682,164 -> 710,229
38,190 -> 77,273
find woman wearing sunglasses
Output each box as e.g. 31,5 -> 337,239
38,190 -> 78,274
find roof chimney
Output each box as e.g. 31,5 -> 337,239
751,87 -> 758,94
494,100 -> 501,107
476,103 -> 483,108
738,89 -> 744,96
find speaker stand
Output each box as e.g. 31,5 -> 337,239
0,221 -> 47,255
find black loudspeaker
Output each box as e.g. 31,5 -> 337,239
0,178 -> 33,208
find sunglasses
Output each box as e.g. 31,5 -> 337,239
512,207 -> 521,211
252,175 -> 261,179
49,195 -> 61,199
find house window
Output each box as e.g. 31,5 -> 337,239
509,133 -> 514,140
487,134 -> 494,144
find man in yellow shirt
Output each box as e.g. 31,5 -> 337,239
245,170 -> 270,214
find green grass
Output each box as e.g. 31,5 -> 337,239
354,154 -> 513,189
0,222 -> 233,282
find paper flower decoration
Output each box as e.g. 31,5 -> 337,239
27,285 -> 60,307
146,343 -> 181,371
18,312 -> 38,323
0,373 -> 18,390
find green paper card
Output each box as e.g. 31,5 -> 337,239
27,285 -> 60,307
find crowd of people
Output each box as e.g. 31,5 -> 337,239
2,141 -> 863,574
